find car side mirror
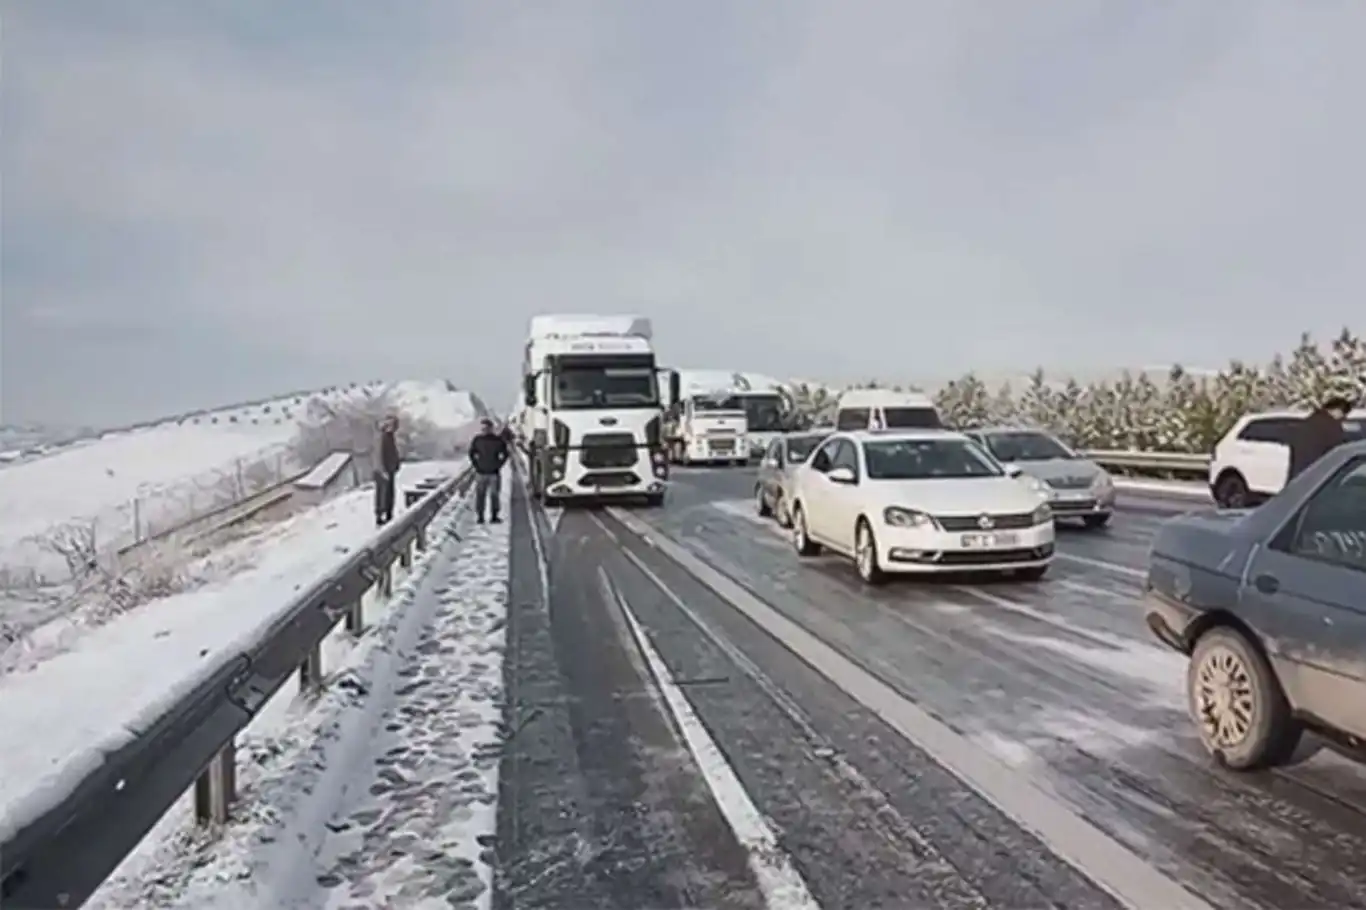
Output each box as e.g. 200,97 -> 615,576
828,465 -> 857,484
523,374 -> 537,407
1004,464 -> 1023,478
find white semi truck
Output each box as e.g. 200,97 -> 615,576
521,314 -> 680,506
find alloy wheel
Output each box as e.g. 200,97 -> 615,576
1194,645 -> 1256,748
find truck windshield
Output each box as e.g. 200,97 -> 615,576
693,395 -> 742,412
552,366 -> 660,409
740,395 -> 787,431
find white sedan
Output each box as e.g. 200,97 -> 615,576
787,429 -> 1056,584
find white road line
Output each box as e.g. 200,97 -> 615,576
607,507 -> 1214,910
593,561 -> 822,910
1054,551 -> 1147,580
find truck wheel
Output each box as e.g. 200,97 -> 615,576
1188,626 -> 1301,770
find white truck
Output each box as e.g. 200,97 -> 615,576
731,387 -> 796,459
663,388 -> 751,466
521,314 -> 680,506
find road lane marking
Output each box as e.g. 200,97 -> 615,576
593,561 -> 821,910
607,507 -> 1214,910
1054,551 -> 1147,580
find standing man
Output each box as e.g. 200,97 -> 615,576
469,417 -> 510,523
375,415 -> 401,526
1287,395 -> 1353,482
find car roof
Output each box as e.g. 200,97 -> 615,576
835,389 -> 937,408
1236,408 -> 1366,422
967,425 -> 1058,436
843,428 -> 966,444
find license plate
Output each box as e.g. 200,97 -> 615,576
1059,490 -> 1090,500
960,532 -> 1020,548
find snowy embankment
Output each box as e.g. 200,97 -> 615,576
0,462 -> 462,846
86,471 -> 509,910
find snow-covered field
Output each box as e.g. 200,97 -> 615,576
0,460 -> 468,849
83,470 -> 507,910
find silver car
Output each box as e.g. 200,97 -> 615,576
964,426 -> 1117,529
755,431 -> 829,526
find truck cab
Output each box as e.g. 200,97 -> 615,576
664,393 -> 750,466
522,316 -> 680,506
733,389 -> 795,458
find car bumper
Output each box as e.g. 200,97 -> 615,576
1141,588 -> 1199,653
875,521 -> 1055,573
1044,487 -> 1116,517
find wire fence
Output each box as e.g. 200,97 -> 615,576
1,446 -> 305,588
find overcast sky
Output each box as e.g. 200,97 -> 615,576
4,1 -> 1364,425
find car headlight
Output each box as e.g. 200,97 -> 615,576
1019,474 -> 1049,495
1091,470 -> 1113,491
1032,503 -> 1054,524
883,506 -> 936,529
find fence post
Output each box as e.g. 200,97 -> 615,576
299,642 -> 324,693
194,738 -> 237,825
132,497 -> 142,544
235,459 -> 245,500
344,598 -> 364,635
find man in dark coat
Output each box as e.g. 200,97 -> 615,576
1287,396 -> 1352,482
375,415 -> 401,526
469,418 -> 510,523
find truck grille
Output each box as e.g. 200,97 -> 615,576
936,511 -> 1038,532
580,433 -> 638,469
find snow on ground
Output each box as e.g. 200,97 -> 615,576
390,379 -> 480,430
0,461 -> 464,847
85,473 -> 507,910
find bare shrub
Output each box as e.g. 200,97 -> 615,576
289,385 -> 462,473
45,521 -> 101,580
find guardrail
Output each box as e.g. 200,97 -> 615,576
0,467 -> 476,909
1078,449 -> 1211,478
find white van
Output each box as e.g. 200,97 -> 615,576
1208,408 -> 1366,507
834,389 -> 943,432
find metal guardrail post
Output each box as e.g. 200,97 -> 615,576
399,538 -> 413,569
299,643 -> 324,693
193,738 -> 237,826
380,565 -> 393,599
416,526 -> 427,551
344,597 -> 364,635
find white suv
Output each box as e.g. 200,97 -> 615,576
1208,409 -> 1366,507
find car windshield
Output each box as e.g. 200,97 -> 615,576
784,434 -> 825,462
980,431 -> 1074,462
863,438 -> 1004,480
552,366 -> 660,409
741,395 -> 787,431
693,395 -> 742,412
881,406 -> 943,429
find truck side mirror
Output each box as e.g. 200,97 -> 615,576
668,371 -> 681,406
523,374 -> 537,407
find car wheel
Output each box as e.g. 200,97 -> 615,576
1213,471 -> 1251,509
792,505 -> 820,556
1082,514 -> 1111,530
855,520 -> 886,585
756,485 -> 772,517
1015,564 -> 1048,582
1188,627 -> 1302,770
776,494 -> 792,528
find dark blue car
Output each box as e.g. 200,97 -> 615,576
1144,440 -> 1366,770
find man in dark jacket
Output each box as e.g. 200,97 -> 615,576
469,418 -> 510,523
375,415 -> 401,526
1287,396 -> 1352,482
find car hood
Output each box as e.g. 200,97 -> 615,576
1003,457 -> 1102,483
874,477 -> 1046,515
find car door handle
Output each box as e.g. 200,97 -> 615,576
1254,574 -> 1280,594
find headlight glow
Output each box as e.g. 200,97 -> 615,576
883,506 -> 936,529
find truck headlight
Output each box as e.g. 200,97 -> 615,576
883,506 -> 936,529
